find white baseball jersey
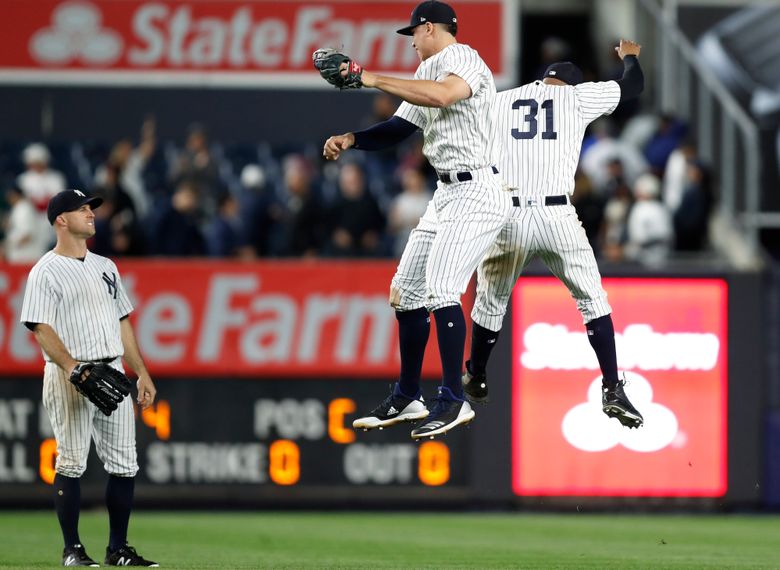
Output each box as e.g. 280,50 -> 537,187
471,80 -> 621,330
495,80 -> 620,195
20,250 -> 138,477
389,43 -> 512,312
394,43 -> 500,173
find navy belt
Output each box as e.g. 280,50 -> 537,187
438,165 -> 498,184
512,195 -> 569,207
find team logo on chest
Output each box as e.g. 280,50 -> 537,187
102,271 -> 118,299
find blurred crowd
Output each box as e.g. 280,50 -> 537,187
0,90 -> 713,267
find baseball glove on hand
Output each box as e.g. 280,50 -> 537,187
312,48 -> 363,90
70,363 -> 133,416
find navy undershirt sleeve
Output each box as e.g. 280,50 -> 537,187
616,55 -> 644,101
352,116 -> 419,151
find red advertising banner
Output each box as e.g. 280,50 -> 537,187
512,278 -> 728,497
0,0 -> 513,87
0,260 -> 470,378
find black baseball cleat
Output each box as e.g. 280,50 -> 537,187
410,386 -> 475,440
352,383 -> 429,431
104,544 -> 158,567
602,377 -> 644,429
62,544 -> 99,567
462,360 -> 489,404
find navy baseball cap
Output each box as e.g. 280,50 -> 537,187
397,1 -> 458,36
543,61 -> 583,85
47,189 -> 103,225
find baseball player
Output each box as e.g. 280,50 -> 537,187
20,189 -> 158,566
462,40 -> 645,428
319,0 -> 512,439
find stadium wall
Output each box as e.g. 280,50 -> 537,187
0,260 -> 771,509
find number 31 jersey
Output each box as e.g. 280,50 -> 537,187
495,80 -> 620,196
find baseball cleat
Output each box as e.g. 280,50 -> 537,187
410,386 -> 475,440
62,544 -> 99,567
602,377 -> 644,428
462,360 -> 489,404
104,544 -> 158,567
353,383 -> 429,431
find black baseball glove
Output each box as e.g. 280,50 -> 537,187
69,362 -> 133,416
312,48 -> 363,90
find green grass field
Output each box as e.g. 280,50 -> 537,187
1,511 -> 779,569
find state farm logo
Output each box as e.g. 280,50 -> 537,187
562,372 -> 679,453
521,323 -> 720,371
26,1 -> 417,70
30,1 -> 122,65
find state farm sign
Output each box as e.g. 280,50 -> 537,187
0,0 -> 512,87
512,278 -> 728,498
0,260 -> 469,378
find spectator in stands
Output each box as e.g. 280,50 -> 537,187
17,143 -> 66,250
91,165 -> 145,257
2,185 -> 47,263
580,118 -> 648,191
326,163 -> 385,257
94,117 -> 156,219
17,143 -> 66,212
205,192 -> 246,257
170,123 -> 221,216
275,154 -> 325,257
625,173 -> 674,266
149,181 -> 206,256
571,170 -> 605,253
238,164 -> 279,257
388,167 -> 432,258
673,158 -> 714,251
599,160 -> 634,261
643,114 -> 687,175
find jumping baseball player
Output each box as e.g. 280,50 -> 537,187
462,40 -> 645,428
316,0 -> 512,439
20,189 -> 158,566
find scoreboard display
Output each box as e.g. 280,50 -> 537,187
0,379 -> 470,506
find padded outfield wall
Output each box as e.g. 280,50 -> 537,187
0,260 -> 768,508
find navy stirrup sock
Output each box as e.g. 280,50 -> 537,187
54,474 -> 81,547
586,314 -> 619,387
106,475 -> 135,552
433,305 -> 466,399
396,307 -> 430,398
470,322 -> 500,376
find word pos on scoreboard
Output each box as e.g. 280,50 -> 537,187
512,278 -> 727,497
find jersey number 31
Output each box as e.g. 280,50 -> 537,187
511,99 -> 557,140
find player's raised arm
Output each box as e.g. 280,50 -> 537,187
614,38 -> 644,100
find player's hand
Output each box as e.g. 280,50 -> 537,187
616,39 -> 641,59
323,133 -> 355,161
136,373 -> 156,410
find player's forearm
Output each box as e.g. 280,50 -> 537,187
617,56 -> 644,101
353,116 -> 419,150
120,318 -> 149,377
32,324 -> 78,374
363,73 -> 455,108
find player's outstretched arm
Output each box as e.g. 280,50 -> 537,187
614,39 -> 644,101
120,317 -> 156,409
30,323 -> 80,375
362,72 -> 471,108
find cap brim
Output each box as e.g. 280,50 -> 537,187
84,196 -> 103,211
396,25 -> 416,35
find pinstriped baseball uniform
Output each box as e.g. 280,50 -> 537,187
472,80 -> 621,330
390,43 -> 512,312
20,250 -> 138,477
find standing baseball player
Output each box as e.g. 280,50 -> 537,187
20,189 -> 158,566
318,0 -> 512,439
463,40 -> 645,428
